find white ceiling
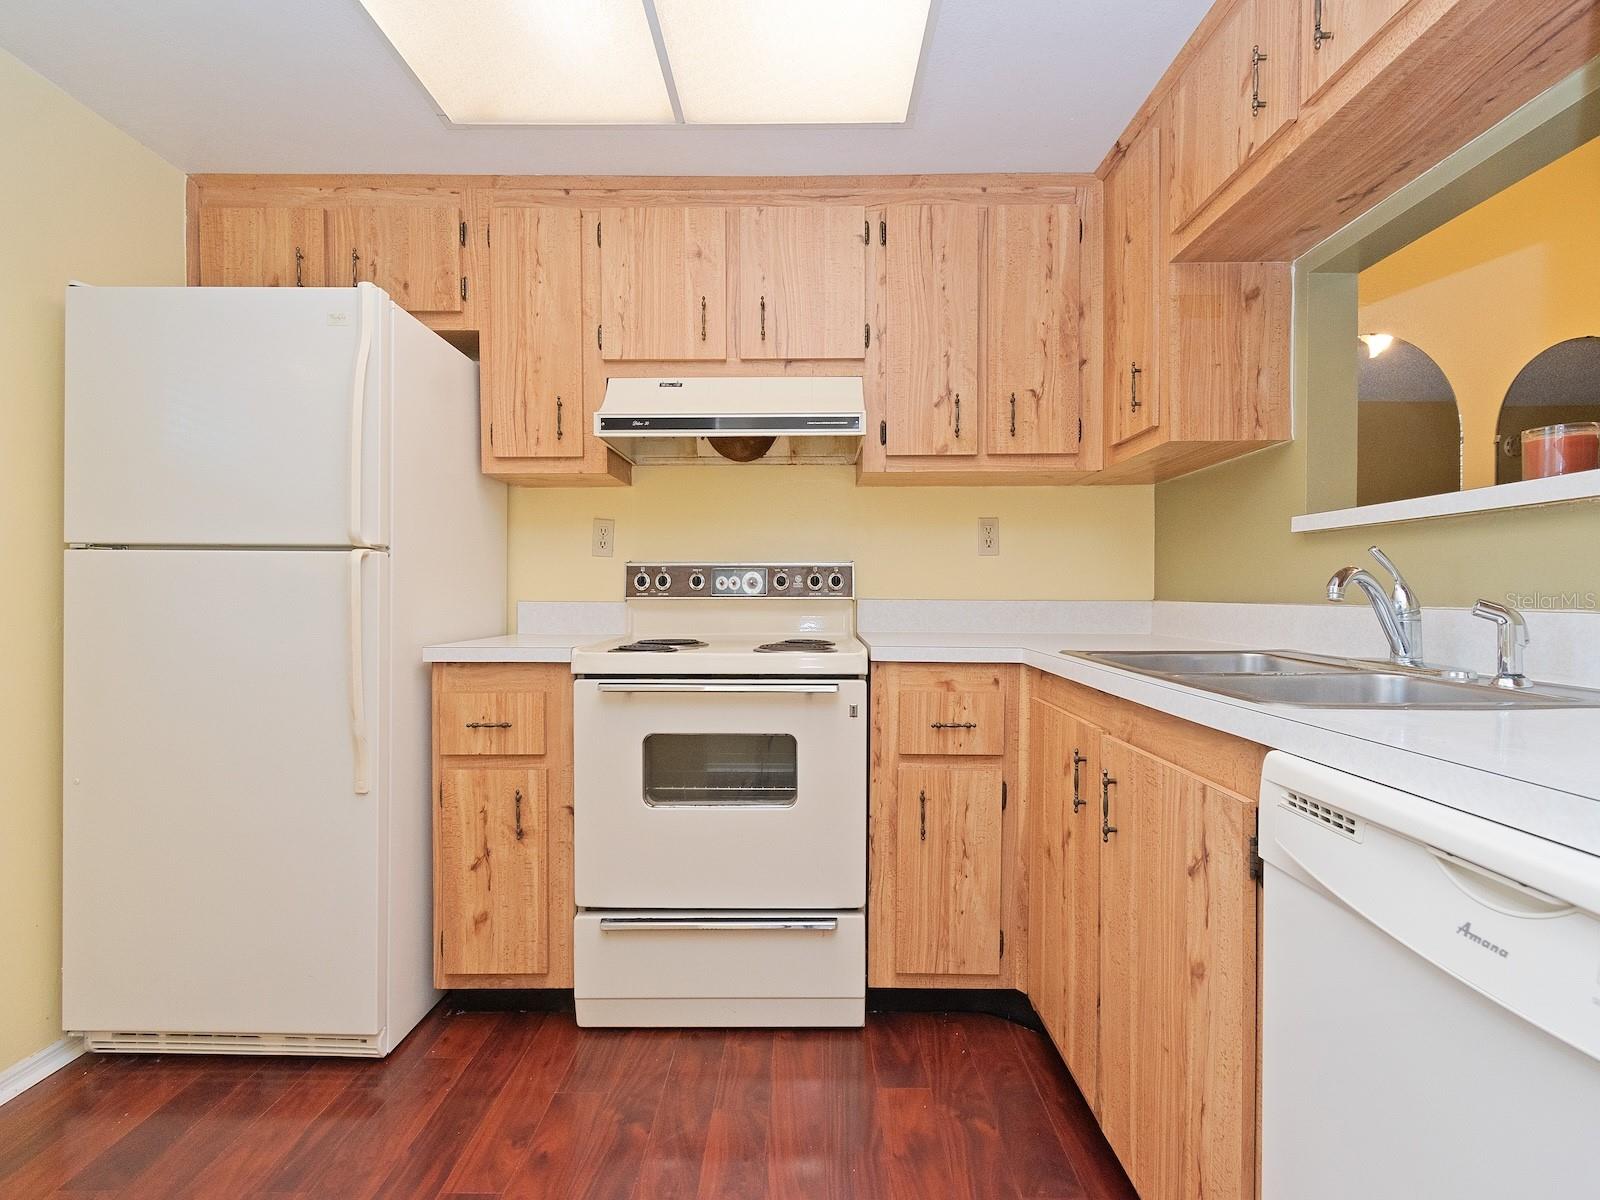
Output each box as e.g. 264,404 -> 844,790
0,0 -> 1212,175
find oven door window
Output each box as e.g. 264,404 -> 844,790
642,733 -> 798,807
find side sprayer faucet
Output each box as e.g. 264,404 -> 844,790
1471,599 -> 1531,689
1326,545 -> 1424,667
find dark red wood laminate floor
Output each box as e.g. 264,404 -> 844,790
0,1007 -> 1136,1199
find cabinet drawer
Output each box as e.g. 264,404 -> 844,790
437,690 -> 546,756
896,676 -> 1005,756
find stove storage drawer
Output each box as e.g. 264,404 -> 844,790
437,688 -> 547,756
894,665 -> 1007,757
574,910 -> 865,1027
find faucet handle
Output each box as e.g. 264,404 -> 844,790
1368,545 -> 1419,613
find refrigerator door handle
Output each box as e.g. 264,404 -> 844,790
349,548 -> 373,794
349,284 -> 377,547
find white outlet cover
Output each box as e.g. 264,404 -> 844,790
592,518 -> 615,557
978,516 -> 999,556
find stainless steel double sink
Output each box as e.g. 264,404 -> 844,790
1066,649 -> 1600,709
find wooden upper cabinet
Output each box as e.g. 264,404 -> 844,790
736,205 -> 867,360
437,765 -> 549,977
485,206 -> 584,460
878,204 -> 983,457
894,762 -> 1004,977
329,203 -> 465,314
1300,0 -> 1413,102
1105,126 -> 1163,448
984,202 -> 1082,456
1169,0 -> 1299,232
597,207 -> 728,360
197,207 -> 326,288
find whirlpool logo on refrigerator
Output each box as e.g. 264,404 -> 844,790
1456,921 -> 1510,958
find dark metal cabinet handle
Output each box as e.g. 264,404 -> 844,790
350,247 -> 360,287
759,295 -> 767,341
1010,393 -> 1018,436
954,393 -> 962,439
513,788 -> 524,841
919,789 -> 927,842
1312,0 -> 1334,49
1072,749 -> 1088,812
700,296 -> 708,341
1251,45 -> 1268,115
1101,770 -> 1118,843
1130,362 -> 1143,412
556,397 -> 563,440
465,720 -> 513,730
294,246 -> 304,287
930,721 -> 977,730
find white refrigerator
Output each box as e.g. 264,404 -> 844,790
61,283 -> 505,1056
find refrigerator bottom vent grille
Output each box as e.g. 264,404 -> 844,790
79,1030 -> 384,1057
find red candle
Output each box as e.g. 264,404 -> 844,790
1522,422 -> 1600,480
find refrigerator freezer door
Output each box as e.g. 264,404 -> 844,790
65,285 -> 388,548
63,547 -> 386,1040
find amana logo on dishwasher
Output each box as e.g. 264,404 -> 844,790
1456,922 -> 1510,958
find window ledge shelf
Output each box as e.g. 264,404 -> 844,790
1292,470 -> 1600,532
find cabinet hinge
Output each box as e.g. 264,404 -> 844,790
459,220 -> 467,247
1000,930 -> 1005,957
1001,780 -> 1007,811
461,277 -> 469,302
1248,834 -> 1264,883
596,221 -> 602,248
597,324 -> 603,351
1078,416 -> 1083,442
1079,217 -> 1084,242
879,420 -> 887,447
488,422 -> 494,447
864,323 -> 871,350
438,783 -> 443,810
863,218 -> 871,244
486,222 -> 492,248
879,217 -> 887,246
439,930 -> 444,956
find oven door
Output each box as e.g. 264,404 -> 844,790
574,678 -> 867,909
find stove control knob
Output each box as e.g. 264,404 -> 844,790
828,571 -> 844,591
741,570 -> 764,595
633,571 -> 650,591
807,572 -> 823,591
688,571 -> 706,591
772,571 -> 789,591
656,572 -> 672,591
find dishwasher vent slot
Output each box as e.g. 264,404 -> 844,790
1281,791 -> 1361,839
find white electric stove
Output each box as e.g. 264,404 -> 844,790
571,562 -> 867,1028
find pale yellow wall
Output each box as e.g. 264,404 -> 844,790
509,467 -> 1154,607
1358,136 -> 1600,489
0,50 -> 186,1069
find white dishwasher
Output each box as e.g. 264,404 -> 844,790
1259,752 -> 1600,1200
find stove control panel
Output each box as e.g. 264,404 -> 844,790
626,562 -> 853,599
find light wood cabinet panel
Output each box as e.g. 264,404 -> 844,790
328,204 -> 465,314
879,204 -> 983,457
1300,0 -> 1413,103
197,207 -> 326,288
1168,0 -> 1299,233
1105,125 -> 1163,448
438,766 -> 548,977
893,762 -> 1004,977
485,206 -> 584,460
436,689 -> 546,757
1167,261 -> 1292,443
896,670 -> 1005,757
597,207 -> 727,360
736,205 -> 866,360
985,203 -> 1082,455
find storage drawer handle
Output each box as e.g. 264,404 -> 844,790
598,918 -> 838,932
1072,749 -> 1088,812
1101,770 -> 1118,842
930,721 -> 977,730
466,720 -> 513,729
513,788 -> 524,840
597,682 -> 840,694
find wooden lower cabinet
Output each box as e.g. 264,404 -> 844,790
431,662 -> 573,989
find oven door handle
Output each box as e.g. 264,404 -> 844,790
595,682 -> 841,694
598,917 -> 839,932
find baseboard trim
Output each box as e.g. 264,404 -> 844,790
867,987 -> 1044,1034
445,987 -> 576,1013
0,1036 -> 86,1108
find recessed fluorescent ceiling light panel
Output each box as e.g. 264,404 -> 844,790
356,0 -> 675,124
654,0 -> 933,124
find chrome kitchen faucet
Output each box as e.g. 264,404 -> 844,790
1326,545 -> 1424,667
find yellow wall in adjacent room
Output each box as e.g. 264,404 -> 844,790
1358,135 -> 1600,489
508,468 -> 1155,607
0,50 -> 186,1071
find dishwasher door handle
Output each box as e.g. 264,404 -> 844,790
598,917 -> 839,932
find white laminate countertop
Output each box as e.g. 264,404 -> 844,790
423,627 -> 1600,856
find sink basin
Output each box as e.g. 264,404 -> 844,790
1074,650 -> 1352,676
1189,672 -> 1591,709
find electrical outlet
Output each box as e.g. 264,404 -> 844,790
592,518 -> 615,558
978,517 -> 1000,556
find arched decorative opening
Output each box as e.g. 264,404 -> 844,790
1355,336 -> 1462,506
1495,336 -> 1600,484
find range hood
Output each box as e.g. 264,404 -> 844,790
595,377 -> 865,465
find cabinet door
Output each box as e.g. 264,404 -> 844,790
197,207 -> 326,288
329,203 -> 464,314
1105,126 -> 1163,447
880,204 -> 982,457
894,762 -> 1003,976
597,207 -> 727,360
485,206 -> 584,459
736,205 -> 866,360
1098,738 -> 1258,1200
1301,0 -> 1412,102
985,203 -> 1082,455
438,766 -> 548,976
1169,0 -> 1299,231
